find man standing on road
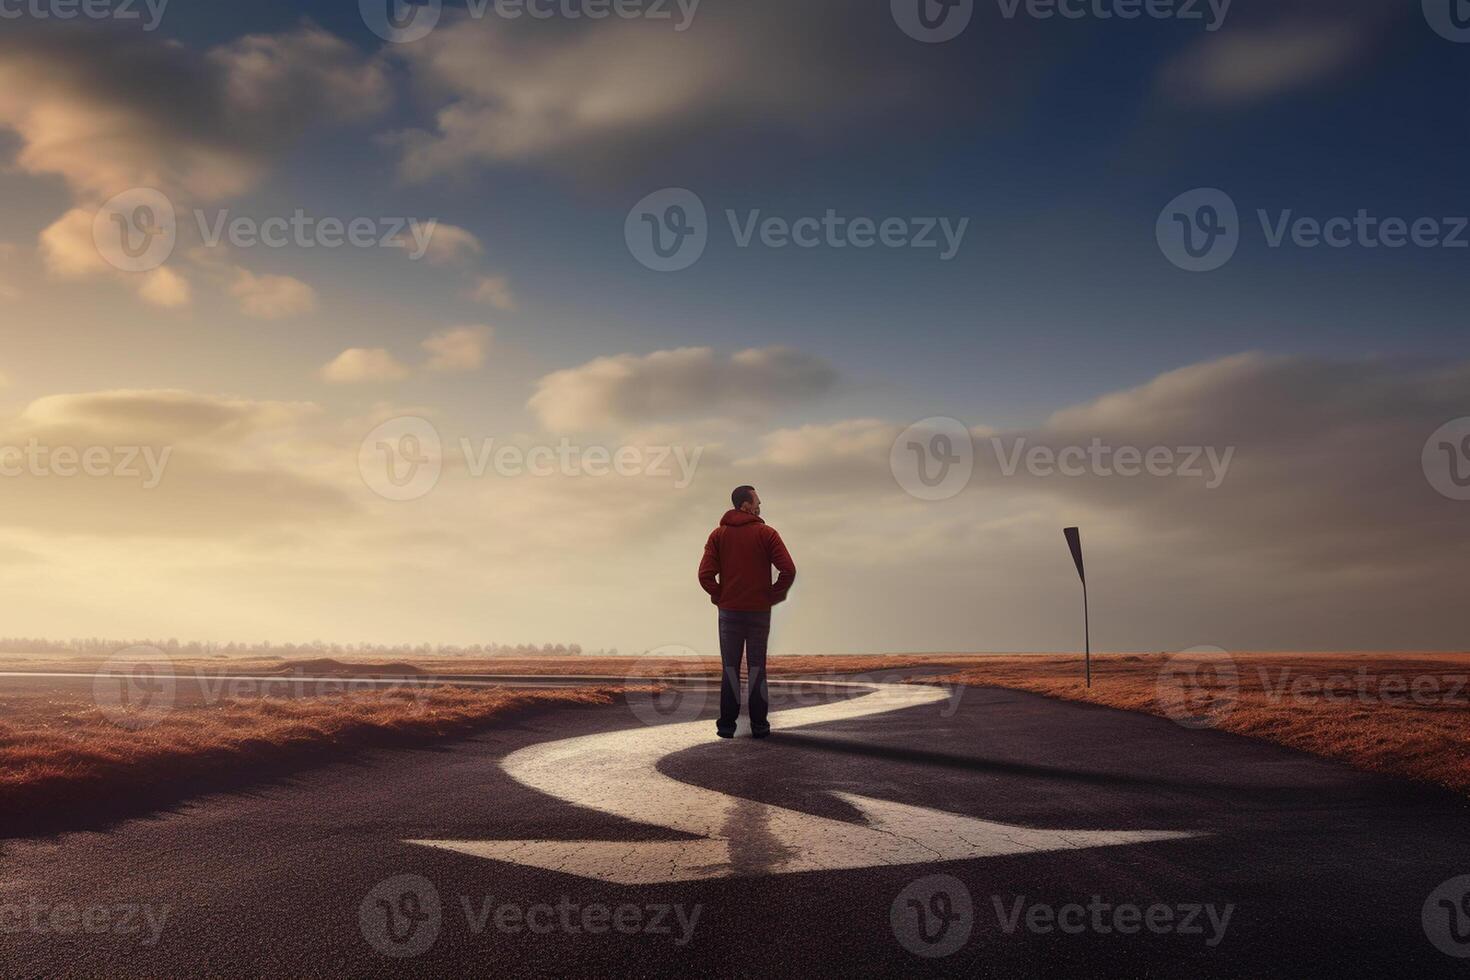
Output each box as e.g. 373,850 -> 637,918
698,486 -> 797,739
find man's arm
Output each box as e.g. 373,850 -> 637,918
698,528 -> 722,602
768,529 -> 796,604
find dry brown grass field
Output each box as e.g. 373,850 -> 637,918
921,652 -> 1470,797
0,685 -> 628,829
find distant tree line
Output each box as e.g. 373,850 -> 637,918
0,637 -> 618,658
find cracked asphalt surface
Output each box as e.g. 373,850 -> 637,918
1,675 -> 1467,978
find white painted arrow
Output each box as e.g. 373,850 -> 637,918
409,680 -> 1199,884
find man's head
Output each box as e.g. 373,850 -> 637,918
732,485 -> 761,516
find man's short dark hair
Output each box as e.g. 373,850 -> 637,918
732,486 -> 757,510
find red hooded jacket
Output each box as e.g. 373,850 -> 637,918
698,510 -> 797,612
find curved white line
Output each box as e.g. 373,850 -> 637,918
411,681 -> 1200,883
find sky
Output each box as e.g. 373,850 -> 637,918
0,0 -> 1466,655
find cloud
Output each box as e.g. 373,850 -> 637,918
412,223 -> 483,265
389,5 -> 922,179
746,353 -> 1470,584
319,348 -> 410,384
1162,25 -> 1366,105
39,207 -> 193,307
21,389 -> 317,442
230,269 -> 317,319
0,22 -> 388,203
4,23 -> 386,312
0,389 -> 350,538
528,346 -> 839,431
1012,354 -> 1468,568
39,208 -> 112,279
422,326 -> 491,374
742,419 -> 900,479
321,328 -> 492,383
138,267 -> 192,308
468,274 -> 516,311
714,354 -> 1470,651
1,358 -> 1463,652
1158,3 -> 1395,106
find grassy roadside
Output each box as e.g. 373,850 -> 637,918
0,686 -> 629,832
921,652 -> 1470,798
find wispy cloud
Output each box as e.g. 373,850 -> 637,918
467,275 -> 516,311
1158,2 -> 1395,105
319,348 -> 410,384
409,223 -> 483,266
1161,24 -> 1368,104
528,346 -> 839,432
388,5 -> 917,180
0,22 -> 388,203
422,326 -> 492,374
231,269 -> 318,320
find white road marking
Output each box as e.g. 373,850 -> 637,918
410,680 -> 1200,883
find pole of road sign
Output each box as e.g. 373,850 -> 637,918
1063,527 -> 1090,687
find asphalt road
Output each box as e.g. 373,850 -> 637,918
1,675 -> 1467,978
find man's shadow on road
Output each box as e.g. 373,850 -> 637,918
770,732 -> 1451,811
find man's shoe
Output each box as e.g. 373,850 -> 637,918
752,729 -> 771,739
716,730 -> 734,739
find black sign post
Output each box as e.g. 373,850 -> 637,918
1063,527 -> 1090,687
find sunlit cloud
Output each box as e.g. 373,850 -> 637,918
138,267 -> 192,309
39,207 -> 192,307
230,269 -> 318,320
319,348 -> 410,384
528,346 -> 840,432
412,223 -> 484,266
389,5 -> 913,179
422,326 -> 491,374
0,389 -> 349,538
1158,2 -> 1389,105
467,274 -> 516,311
0,23 -> 388,203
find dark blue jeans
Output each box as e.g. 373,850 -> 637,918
717,609 -> 771,735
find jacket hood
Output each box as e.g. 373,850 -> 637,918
720,509 -> 765,527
